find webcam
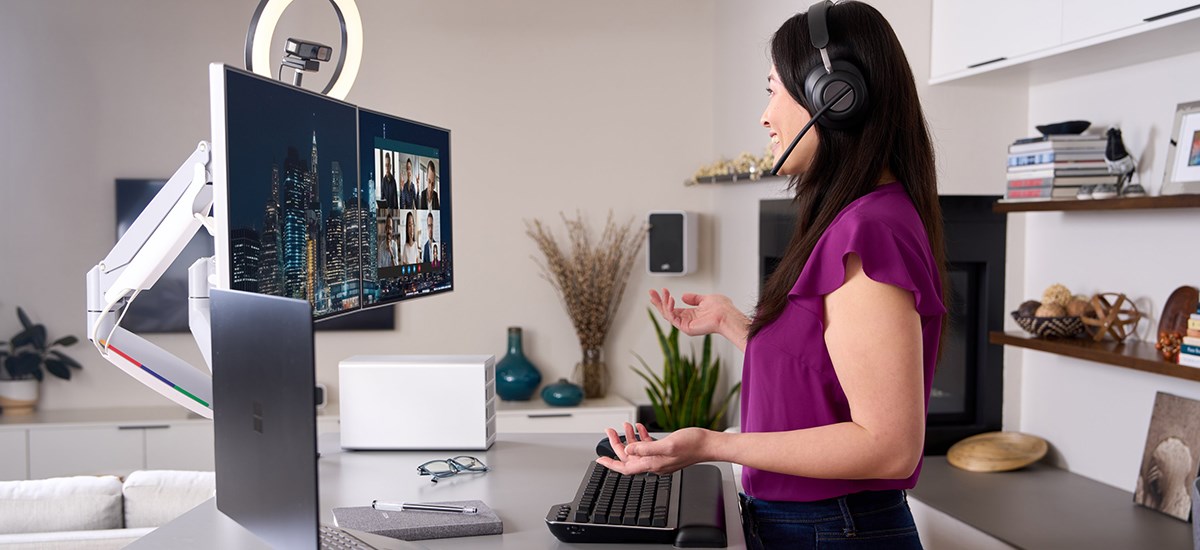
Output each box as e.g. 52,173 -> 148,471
285,38 -> 332,62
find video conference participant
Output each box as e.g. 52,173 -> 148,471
597,3 -> 947,549
402,211 -> 420,265
399,157 -> 418,210
421,212 -> 436,262
380,151 -> 398,209
419,160 -> 440,210
377,213 -> 398,268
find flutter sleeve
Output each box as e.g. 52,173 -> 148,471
788,214 -> 946,318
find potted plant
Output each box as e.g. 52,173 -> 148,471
0,307 -> 82,415
526,211 -> 647,398
631,309 -> 740,431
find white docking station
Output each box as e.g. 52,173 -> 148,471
339,355 -> 496,450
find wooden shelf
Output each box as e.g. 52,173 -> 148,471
992,194 -> 1200,213
990,331 -> 1200,382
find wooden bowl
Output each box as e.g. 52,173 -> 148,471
947,431 -> 1049,473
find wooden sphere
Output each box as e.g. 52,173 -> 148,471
1080,293 -> 1142,342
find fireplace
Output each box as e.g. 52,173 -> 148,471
759,195 -> 1005,455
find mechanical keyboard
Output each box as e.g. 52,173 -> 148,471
544,462 -> 727,547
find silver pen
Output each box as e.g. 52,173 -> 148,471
372,500 -> 478,514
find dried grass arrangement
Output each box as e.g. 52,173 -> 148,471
526,211 -> 648,397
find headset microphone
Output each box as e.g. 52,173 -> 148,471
770,85 -> 853,176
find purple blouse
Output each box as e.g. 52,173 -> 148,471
740,182 -> 946,502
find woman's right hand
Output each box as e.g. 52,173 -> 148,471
649,289 -> 749,350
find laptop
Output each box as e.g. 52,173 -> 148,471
210,289 -> 423,550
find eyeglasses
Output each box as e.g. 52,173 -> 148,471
417,455 -> 489,483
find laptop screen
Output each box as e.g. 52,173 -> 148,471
211,288 -> 320,550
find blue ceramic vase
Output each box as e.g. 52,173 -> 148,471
495,327 -> 541,401
541,378 -> 583,407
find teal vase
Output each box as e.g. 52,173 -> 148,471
541,378 -> 583,407
495,327 -> 541,401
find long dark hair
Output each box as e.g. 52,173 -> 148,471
749,1 -> 947,338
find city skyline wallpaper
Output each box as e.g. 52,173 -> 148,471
224,69 -> 363,319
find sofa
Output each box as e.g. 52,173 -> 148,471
0,470 -> 215,550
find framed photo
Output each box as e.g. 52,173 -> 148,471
1134,392 -> 1200,520
1161,100 -> 1200,195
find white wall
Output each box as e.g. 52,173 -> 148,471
0,0 -> 718,410
1019,46 -> 1200,491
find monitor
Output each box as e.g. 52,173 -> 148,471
210,64 -> 453,322
359,108 -> 454,307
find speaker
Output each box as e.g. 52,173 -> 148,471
647,211 -> 697,276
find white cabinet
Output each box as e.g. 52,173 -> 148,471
0,430 -> 27,481
145,423 -> 215,471
28,426 -> 144,479
931,0 -> 1062,78
495,395 -> 636,434
931,1 -> 1200,83
1061,1 -> 1197,43
1,407 -> 340,479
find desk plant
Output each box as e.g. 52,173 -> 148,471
526,211 -> 647,398
631,309 -> 740,431
0,307 -> 82,414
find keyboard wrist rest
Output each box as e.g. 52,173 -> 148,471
674,464 -> 727,548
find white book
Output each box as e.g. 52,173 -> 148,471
1179,352 -> 1200,368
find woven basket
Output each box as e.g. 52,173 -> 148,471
1012,312 -> 1084,338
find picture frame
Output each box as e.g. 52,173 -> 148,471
1161,100 -> 1200,195
1133,392 -> 1200,521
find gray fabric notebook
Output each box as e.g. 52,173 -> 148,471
332,500 -> 503,541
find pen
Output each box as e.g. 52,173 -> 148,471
372,500 -> 478,514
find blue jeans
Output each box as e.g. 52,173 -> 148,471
740,490 -> 923,549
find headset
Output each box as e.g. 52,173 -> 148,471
771,0 -> 870,176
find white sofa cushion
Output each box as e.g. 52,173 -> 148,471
122,470 -> 214,528
0,526 -> 154,550
0,476 -> 123,534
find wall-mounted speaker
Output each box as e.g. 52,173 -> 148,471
647,211 -> 697,276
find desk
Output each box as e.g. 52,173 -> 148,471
129,432 -> 745,549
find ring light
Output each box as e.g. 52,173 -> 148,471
245,0 -> 363,100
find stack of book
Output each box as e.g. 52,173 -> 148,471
1005,135 -> 1117,201
1180,306 -> 1200,368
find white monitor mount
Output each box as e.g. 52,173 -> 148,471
86,142 -> 216,418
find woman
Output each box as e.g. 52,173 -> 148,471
598,3 -> 947,548
402,211 -> 420,265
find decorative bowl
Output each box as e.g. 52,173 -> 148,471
1012,312 -> 1084,338
1035,120 -> 1090,135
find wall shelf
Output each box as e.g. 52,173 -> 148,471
989,331 -> 1200,382
992,194 -> 1200,213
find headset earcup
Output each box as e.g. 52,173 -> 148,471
803,60 -> 869,130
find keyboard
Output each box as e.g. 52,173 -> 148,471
544,462 -> 727,548
320,524 -> 375,549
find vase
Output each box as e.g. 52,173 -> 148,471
541,378 -> 583,407
0,379 -> 39,415
495,327 -> 541,401
573,347 -> 608,399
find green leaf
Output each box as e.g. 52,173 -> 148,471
53,336 -> 79,348
30,326 -> 47,351
16,307 -> 32,330
10,353 -> 41,379
10,329 -> 34,347
49,350 -> 82,370
45,359 -> 71,380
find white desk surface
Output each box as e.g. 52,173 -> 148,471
129,432 -> 745,549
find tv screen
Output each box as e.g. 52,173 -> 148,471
359,108 -> 454,307
115,179 -> 214,333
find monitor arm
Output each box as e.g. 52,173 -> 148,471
85,142 -> 217,419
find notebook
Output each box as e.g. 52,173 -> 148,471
333,500 -> 503,541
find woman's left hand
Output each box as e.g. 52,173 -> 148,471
597,423 -> 713,475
